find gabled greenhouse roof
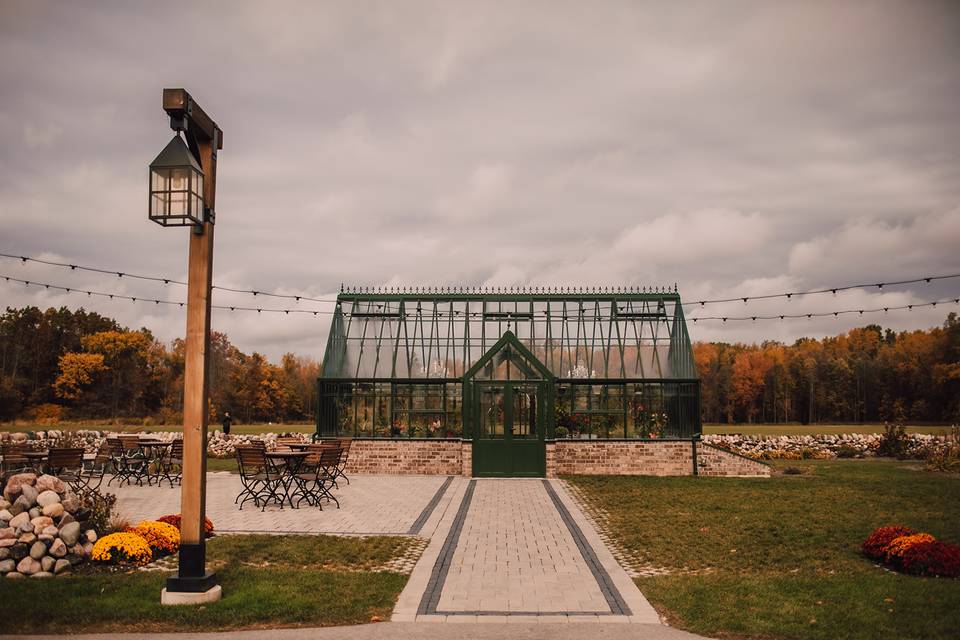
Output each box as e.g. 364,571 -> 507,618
321,287 -> 699,381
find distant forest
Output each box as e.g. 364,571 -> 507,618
1,306 -> 958,425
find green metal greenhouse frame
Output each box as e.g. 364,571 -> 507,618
316,287 -> 701,459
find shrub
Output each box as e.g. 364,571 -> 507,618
80,492 -> 117,536
900,540 -> 960,578
877,422 -> 910,458
884,533 -> 937,566
835,444 -> 860,458
157,513 -> 215,538
28,403 -> 64,425
132,520 -> 181,557
91,532 -> 153,566
861,525 -> 916,561
554,426 -> 569,439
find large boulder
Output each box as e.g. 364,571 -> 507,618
35,490 -> 60,509
29,541 -> 47,560
41,503 -> 64,519
59,522 -> 81,546
48,538 -> 67,558
8,512 -> 30,533
16,556 -> 41,576
20,485 -> 39,507
2,473 -> 36,500
35,475 -> 66,494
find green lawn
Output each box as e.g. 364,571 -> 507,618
567,460 -> 960,640
0,534 -> 415,633
703,423 -> 951,436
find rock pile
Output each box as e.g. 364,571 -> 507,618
702,432 -> 946,459
0,473 -> 97,578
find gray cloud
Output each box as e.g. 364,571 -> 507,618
1,0 -> 959,360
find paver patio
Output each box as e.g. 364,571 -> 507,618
112,474 -> 660,624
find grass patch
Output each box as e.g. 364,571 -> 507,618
206,456 -> 238,473
0,534 -> 413,633
567,460 -> 960,640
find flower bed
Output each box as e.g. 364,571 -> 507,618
862,525 -> 960,578
157,513 -> 215,538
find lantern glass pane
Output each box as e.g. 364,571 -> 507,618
151,168 -> 169,191
195,172 -> 204,199
193,194 -> 204,218
169,191 -> 188,215
169,168 -> 189,191
151,193 -> 168,217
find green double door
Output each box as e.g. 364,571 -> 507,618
472,382 -> 546,477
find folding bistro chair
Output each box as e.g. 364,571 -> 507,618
1,443 -> 34,488
80,442 -> 113,495
46,448 -> 85,495
235,445 -> 285,511
334,437 -> 353,485
275,436 -> 302,450
106,437 -> 144,487
157,438 -> 184,488
293,445 -> 341,509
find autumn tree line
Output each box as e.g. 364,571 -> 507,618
695,313 -> 960,424
0,306 -> 318,424
1,306 -> 958,425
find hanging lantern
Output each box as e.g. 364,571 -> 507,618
148,134 -> 205,227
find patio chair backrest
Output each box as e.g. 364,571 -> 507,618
304,442 -> 337,466
336,437 -> 353,453
106,437 -> 125,456
93,442 -> 112,466
1,443 -> 29,469
118,435 -> 141,451
47,447 -> 84,471
236,445 -> 268,475
170,438 -> 184,459
319,446 -> 342,469
275,436 -> 301,450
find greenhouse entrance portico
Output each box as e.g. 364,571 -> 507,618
315,286 -> 736,478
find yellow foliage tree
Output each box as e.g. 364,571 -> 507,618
54,352 -> 107,400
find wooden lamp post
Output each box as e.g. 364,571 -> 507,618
150,88 -> 223,605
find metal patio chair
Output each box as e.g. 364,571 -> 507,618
293,444 -> 341,509
334,437 -> 353,485
1,443 -> 34,489
80,442 -> 113,495
157,438 -> 184,488
235,445 -> 285,511
46,447 -> 85,495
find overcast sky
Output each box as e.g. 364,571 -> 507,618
1,1 -> 959,361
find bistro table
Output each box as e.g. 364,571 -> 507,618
264,450 -> 310,508
138,439 -> 172,485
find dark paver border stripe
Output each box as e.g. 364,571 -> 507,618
542,479 -> 631,616
408,476 -> 454,535
418,479 -> 476,615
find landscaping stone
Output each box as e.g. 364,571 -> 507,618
30,571 -> 53,578
0,539 -> 16,549
2,472 -> 36,499
0,559 -> 14,573
0,548 -> 8,560
85,529 -> 97,543
13,496 -> 32,515
60,522 -> 81,546
41,556 -> 54,572
48,538 -> 66,558
61,493 -> 80,513
7,502 -> 23,517
66,553 -> 84,566
18,533 -> 36,544
0,499 -> 10,510
9,543 -> 28,560
82,542 -> 94,556
36,490 -> 60,508
21,484 -> 39,506
0,527 -> 13,540
53,558 -> 70,574
5,572 -> 24,578
69,543 -> 85,556
41,525 -> 58,537
0,509 -> 12,522
8,512 -> 29,532
29,541 -> 47,560
38,534 -> 54,543
35,475 -> 65,493
42,502 -> 64,518
17,556 -> 41,575
28,506 -> 40,520
58,512 -> 75,528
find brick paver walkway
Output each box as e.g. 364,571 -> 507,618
394,478 -> 660,623
113,473 -> 452,535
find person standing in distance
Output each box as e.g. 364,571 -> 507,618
221,411 -> 233,436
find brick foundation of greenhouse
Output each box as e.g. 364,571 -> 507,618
342,438 -> 770,477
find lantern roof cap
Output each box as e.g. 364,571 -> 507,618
150,134 -> 203,173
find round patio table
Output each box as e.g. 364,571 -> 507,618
264,450 -> 310,508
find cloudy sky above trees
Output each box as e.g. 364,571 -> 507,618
1,0 -> 958,360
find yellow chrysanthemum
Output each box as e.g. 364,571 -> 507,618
91,532 -> 153,566
884,533 -> 936,561
133,520 -> 181,556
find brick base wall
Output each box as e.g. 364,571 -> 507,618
546,440 -> 770,478
341,438 -> 770,477
345,439 -> 464,475
697,443 -> 771,477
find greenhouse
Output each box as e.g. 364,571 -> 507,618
317,287 -> 701,477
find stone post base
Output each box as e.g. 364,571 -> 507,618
161,584 -> 223,606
